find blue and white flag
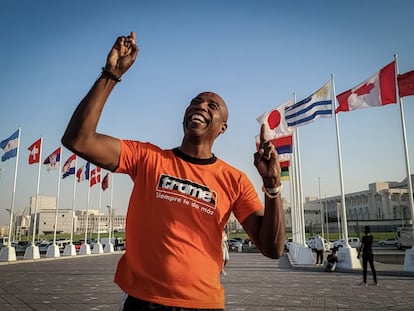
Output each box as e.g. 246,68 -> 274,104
0,129 -> 19,162
285,80 -> 333,128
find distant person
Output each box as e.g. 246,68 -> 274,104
325,247 -> 338,272
314,234 -> 324,265
221,231 -> 229,276
357,226 -> 378,286
61,31 -> 285,310
114,237 -> 119,251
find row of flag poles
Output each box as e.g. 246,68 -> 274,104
256,57 -> 414,266
0,131 -> 113,260
1,57 -> 414,264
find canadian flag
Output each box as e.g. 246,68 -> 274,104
335,61 -> 396,113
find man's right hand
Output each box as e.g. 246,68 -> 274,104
105,31 -> 139,79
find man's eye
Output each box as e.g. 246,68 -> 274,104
209,101 -> 218,110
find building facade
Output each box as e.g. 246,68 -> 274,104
284,176 -> 413,237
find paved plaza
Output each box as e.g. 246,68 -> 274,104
1,251 -> 414,310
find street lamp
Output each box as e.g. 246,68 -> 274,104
6,208 -> 14,242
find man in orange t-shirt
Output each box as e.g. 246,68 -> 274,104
62,31 -> 285,310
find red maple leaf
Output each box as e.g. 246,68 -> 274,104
353,82 -> 375,96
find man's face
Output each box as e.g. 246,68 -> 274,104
183,92 -> 228,140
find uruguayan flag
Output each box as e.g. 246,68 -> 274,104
285,80 -> 333,128
0,129 -> 19,161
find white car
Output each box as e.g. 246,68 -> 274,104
333,237 -> 361,249
378,238 -> 398,247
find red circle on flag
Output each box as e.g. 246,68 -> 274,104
267,110 -> 281,130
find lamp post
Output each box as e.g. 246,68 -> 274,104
318,177 -> 324,237
6,208 -> 14,243
107,206 -> 112,240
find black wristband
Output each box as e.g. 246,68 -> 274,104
101,67 -> 121,82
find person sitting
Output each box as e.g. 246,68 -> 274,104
325,247 -> 338,272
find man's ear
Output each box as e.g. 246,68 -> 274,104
220,123 -> 228,134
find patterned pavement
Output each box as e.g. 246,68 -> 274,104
1,251 -> 414,310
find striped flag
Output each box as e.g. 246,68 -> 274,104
43,147 -> 61,172
76,162 -> 90,182
280,160 -> 290,181
285,80 -> 333,127
62,154 -> 76,179
0,129 -> 19,162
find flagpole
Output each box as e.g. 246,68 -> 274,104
109,173 -> 114,248
31,137 -> 43,246
51,147 -> 63,252
24,136 -> 42,260
69,156 -> 78,245
110,173 -> 115,240
332,75 -> 350,245
8,127 -> 21,246
295,128 -> 306,244
63,154 -> 77,256
288,166 -> 296,242
95,169 -> 103,253
394,55 -> 414,248
85,180 -> 90,243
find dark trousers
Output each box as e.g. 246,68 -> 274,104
123,295 -> 224,311
316,250 -> 324,264
362,253 -> 377,283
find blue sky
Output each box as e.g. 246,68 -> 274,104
1,1 -> 414,226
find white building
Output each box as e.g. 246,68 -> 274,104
284,176 -> 413,237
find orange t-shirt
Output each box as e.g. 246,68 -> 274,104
114,141 -> 262,309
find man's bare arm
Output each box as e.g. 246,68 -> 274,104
61,32 -> 139,171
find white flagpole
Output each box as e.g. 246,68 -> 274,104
94,168 -> 103,254
8,127 -> 21,245
332,75 -> 349,243
295,128 -> 306,245
394,55 -> 414,250
85,178 -> 90,243
289,157 -> 297,243
63,154 -> 77,256
0,127 -> 20,262
69,156 -> 77,244
31,136 -> 43,246
24,136 -> 42,260
52,147 -> 63,247
110,173 -> 114,239
98,173 -> 102,242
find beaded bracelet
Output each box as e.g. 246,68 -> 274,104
101,67 -> 121,82
262,184 -> 283,199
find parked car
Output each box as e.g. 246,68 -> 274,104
306,236 -> 332,251
38,241 -> 51,253
306,236 -> 320,249
378,238 -> 399,247
228,238 -> 243,252
324,239 -> 334,251
333,237 -> 361,249
14,240 -> 31,252
284,237 -> 293,251
73,241 -> 83,251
